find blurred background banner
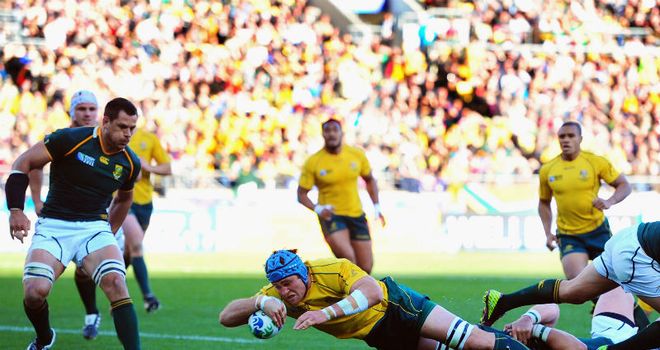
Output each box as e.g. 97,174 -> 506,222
2,185 -> 656,254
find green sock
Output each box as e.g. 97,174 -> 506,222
111,298 -> 141,350
131,257 -> 152,297
499,279 -> 561,312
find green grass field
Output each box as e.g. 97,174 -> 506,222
0,252 -> 615,349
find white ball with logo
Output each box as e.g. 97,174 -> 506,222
248,310 -> 282,339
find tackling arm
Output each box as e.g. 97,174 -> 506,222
507,304 -> 586,350
506,304 -> 560,343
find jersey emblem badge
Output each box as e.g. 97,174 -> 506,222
77,152 -> 95,167
580,170 -> 588,180
113,164 -> 123,180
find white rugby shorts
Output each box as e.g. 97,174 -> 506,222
593,224 -> 660,298
30,217 -> 121,266
591,313 -> 637,344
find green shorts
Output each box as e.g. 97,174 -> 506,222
318,213 -> 371,241
363,277 -> 436,350
129,202 -> 153,232
557,218 -> 612,260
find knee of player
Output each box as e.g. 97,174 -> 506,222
92,259 -> 127,291
129,243 -> 143,255
99,272 -> 128,293
23,282 -> 51,302
23,262 -> 55,300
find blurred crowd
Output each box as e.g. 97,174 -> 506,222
1,0 -> 659,192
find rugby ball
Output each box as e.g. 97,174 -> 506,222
248,310 -> 282,339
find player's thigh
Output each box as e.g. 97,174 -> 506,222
122,214 -> 145,247
560,252 -> 589,279
593,287 -> 635,320
23,249 -> 66,296
637,296 -> 660,313
559,264 -> 618,303
324,229 -> 356,260
417,337 -> 440,350
420,305 -> 493,349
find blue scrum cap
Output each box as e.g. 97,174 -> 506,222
265,250 -> 308,285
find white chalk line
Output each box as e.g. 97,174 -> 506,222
0,325 -> 262,344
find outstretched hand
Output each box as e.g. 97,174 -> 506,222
293,310 -> 328,330
262,298 -> 287,328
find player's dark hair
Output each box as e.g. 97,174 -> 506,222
322,118 -> 342,130
104,97 -> 137,121
560,121 -> 582,136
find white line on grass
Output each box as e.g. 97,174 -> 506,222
0,325 -> 262,344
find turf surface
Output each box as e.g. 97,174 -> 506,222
0,252 -> 638,349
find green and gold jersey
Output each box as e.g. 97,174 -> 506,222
299,145 -> 371,217
258,258 -> 388,339
128,128 -> 170,205
539,151 -> 619,234
41,126 -> 141,221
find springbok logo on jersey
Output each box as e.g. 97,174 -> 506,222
77,152 -> 95,167
99,156 -> 109,165
113,164 -> 123,180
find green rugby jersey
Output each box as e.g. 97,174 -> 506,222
637,221 -> 660,263
40,126 -> 141,221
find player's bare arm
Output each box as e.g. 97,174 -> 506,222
108,189 -> 133,234
538,198 -> 555,250
7,142 -> 52,243
297,185 -> 333,220
505,304 -> 560,344
362,172 -> 385,226
220,296 -> 286,328
139,159 -> 172,176
293,275 -> 383,330
28,169 -> 44,215
593,175 -> 631,210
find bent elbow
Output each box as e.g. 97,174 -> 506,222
372,288 -> 385,305
219,310 -> 233,327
